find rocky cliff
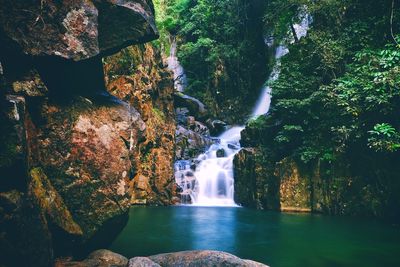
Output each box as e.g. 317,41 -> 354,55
0,1 -> 177,266
234,128 -> 400,220
104,43 -> 178,205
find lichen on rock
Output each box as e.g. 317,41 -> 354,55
29,167 -> 83,235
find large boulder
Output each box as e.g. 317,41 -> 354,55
174,92 -> 208,119
148,250 -> 268,267
0,94 -> 146,264
27,96 -> 145,240
0,0 -> 158,61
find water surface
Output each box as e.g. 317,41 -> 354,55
109,206 -> 400,267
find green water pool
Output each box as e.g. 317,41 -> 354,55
109,206 -> 400,267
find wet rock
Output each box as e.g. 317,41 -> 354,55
175,125 -> 214,160
187,116 -> 196,126
149,250 -> 268,267
189,121 -> 210,137
190,162 -> 197,171
233,148 -> 279,210
58,250 -> 268,267
206,119 -> 227,136
129,257 -> 161,267
228,143 -> 239,150
86,249 -> 128,267
275,158 -> 312,212
185,171 -> 195,177
176,107 -> 190,125
174,92 -> 208,119
216,148 -> 226,158
0,0 -> 158,61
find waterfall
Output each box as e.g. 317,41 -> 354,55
167,36 -> 187,92
177,126 -> 244,206
174,13 -> 311,206
252,9 -> 312,118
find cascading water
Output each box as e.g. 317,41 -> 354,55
176,126 -> 244,206
174,12 -> 311,206
167,36 -> 187,92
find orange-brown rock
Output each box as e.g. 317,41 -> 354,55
104,43 -> 178,205
27,96 -> 145,239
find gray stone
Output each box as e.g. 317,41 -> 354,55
129,257 -> 161,267
149,250 -> 268,267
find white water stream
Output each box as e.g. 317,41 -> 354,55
167,36 -> 187,92
174,12 -> 311,206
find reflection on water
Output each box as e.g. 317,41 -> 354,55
109,206 -> 400,267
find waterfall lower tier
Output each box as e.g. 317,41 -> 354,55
175,127 -> 243,207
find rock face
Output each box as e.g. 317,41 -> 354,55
234,146 -> 398,217
27,97 -> 144,239
0,1 -> 175,266
0,0 -> 158,61
0,94 -> 143,263
233,148 -> 279,210
0,190 -> 54,267
104,43 -> 178,205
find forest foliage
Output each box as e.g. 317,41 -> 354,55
154,0 -> 268,123
245,0 -> 400,164
154,0 -> 400,163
